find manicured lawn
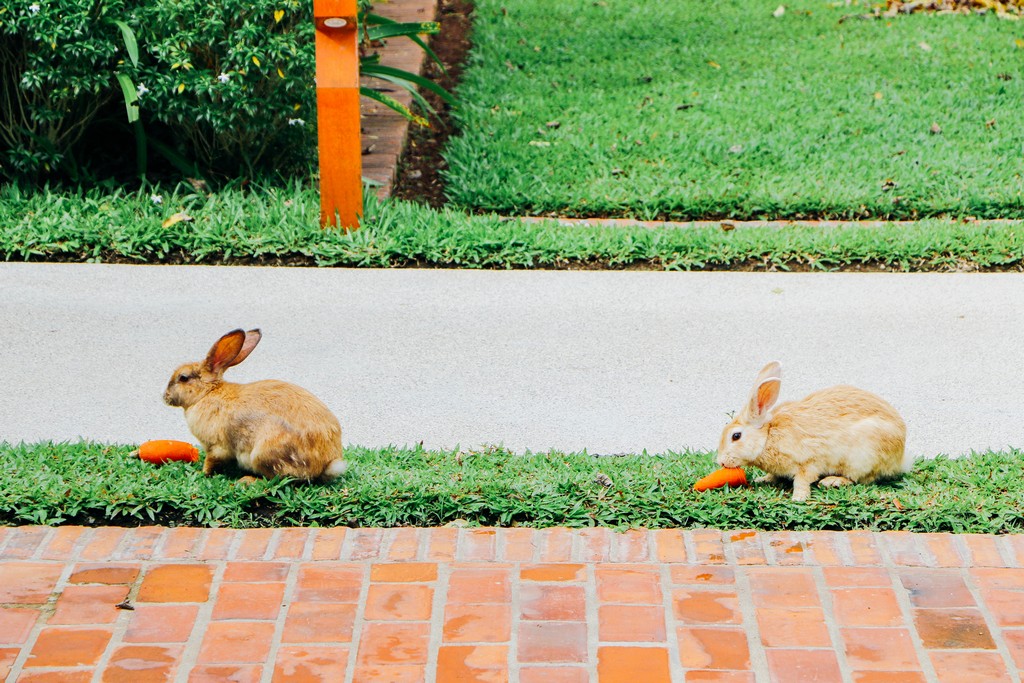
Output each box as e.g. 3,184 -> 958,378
2,184 -> 1024,270
2,441 -> 1022,532
443,0 -> 1024,219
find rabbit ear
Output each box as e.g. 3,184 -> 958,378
228,329 -> 262,368
747,376 -> 782,422
755,361 -> 782,385
204,329 -> 246,374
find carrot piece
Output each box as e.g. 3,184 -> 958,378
694,467 -> 748,491
137,440 -> 199,464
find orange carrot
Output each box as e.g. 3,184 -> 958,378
137,440 -> 199,464
694,467 -> 748,492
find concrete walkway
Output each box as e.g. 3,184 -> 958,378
1,526 -> 1023,682
2,262 -> 1023,457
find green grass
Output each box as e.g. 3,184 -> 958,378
2,442 -> 1023,532
442,0 -> 1024,219
3,183 -> 1024,270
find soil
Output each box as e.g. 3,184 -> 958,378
391,0 -> 475,207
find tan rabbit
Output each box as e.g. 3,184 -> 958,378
717,361 -> 907,501
163,328 -> 346,482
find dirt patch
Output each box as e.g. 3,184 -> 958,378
391,0 -> 475,207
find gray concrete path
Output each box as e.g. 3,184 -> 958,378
1,263 -> 1021,458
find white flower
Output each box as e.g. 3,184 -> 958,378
150,194 -> 162,205
217,72 -> 230,83
28,3 -> 40,13
287,118 -> 305,127
136,83 -> 149,97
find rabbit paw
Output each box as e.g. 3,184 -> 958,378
818,476 -> 854,488
755,473 -> 782,485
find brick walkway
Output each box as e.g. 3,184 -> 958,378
2,527 -> 1023,682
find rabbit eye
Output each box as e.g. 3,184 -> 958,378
178,374 -> 190,383
731,431 -> 741,441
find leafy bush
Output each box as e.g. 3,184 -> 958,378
0,0 -> 136,182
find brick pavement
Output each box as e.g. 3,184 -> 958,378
1,526 -> 1023,682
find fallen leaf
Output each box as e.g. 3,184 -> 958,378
881,179 -> 897,191
161,212 -> 193,228
893,497 -> 904,510
274,9 -> 284,22
918,41 -> 932,51
874,91 -> 883,100
986,118 -> 997,128
545,120 -> 561,129
528,140 -> 551,147
721,221 -> 736,231
1016,38 -> 1024,48
728,144 -> 744,154
594,473 -> 613,488
773,4 -> 786,17
930,122 -> 942,134
707,60 -> 721,69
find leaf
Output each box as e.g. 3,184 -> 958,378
113,21 -> 140,68
773,5 -> 786,17
930,122 -> 942,134
161,212 -> 193,228
277,68 -> 285,78
707,60 -> 721,69
252,56 -> 261,67
918,41 -> 932,51
176,83 -> 185,94
114,73 -> 140,123
274,9 -> 284,22
874,92 -> 883,100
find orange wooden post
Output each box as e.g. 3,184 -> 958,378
314,0 -> 362,230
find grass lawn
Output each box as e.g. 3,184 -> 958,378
442,0 -> 1024,219
2,442 -> 1023,532
3,183 -> 1024,270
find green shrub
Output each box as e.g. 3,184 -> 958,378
0,0 -> 136,182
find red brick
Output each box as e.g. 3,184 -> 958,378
0,648 -> 17,679
124,605 -> 199,643
50,584 -> 130,625
80,527 -> 127,560
540,528 -> 574,563
0,562 -> 62,603
727,530 -> 767,566
914,608 -> 996,649
426,528 -> 458,561
598,646 -> 671,681
461,529 -> 497,561
673,590 -> 742,625
882,531 -> 934,567
223,562 -> 289,583
930,651 -> 1010,683
899,570 -> 974,608
273,528 -> 310,560
0,607 -> 40,643
371,563 -> 437,583
282,602 -> 357,643
767,531 -> 811,566
273,646 -> 349,682
19,671 -> 93,683
137,565 -> 212,603
755,608 -> 832,648
196,528 -> 234,560
365,584 -> 433,621
599,605 -> 666,642
1003,628 -> 1024,668
671,566 -> 735,586
502,528 -> 538,562
437,645 -> 507,682
521,564 -> 585,582
294,564 -> 363,602
443,603 -> 511,643
677,628 -> 750,669
212,583 -> 286,620
852,673 -> 927,683
521,584 -> 586,621
831,587 -> 903,627
448,569 -> 511,604
613,530 -> 650,563
823,567 -> 890,588
69,564 -> 140,585
114,526 -> 165,561
27,627 -> 112,667
351,664 -> 424,683
805,531 -> 847,566
197,621 -> 275,664
690,529 -> 727,564
188,664 -> 262,682
1,527 -> 50,559
39,526 -> 86,560
747,568 -> 819,608
654,530 -> 688,563
841,628 -> 921,670
518,621 -> 587,663
519,667 -> 587,683
961,535 -> 1006,568
159,527 -> 202,559
596,567 -> 661,604
578,528 -> 611,562
384,528 -> 420,561
102,644 -> 182,682
766,649 -> 842,682
685,672 -> 756,682
356,623 -> 429,665
234,529 -> 275,561
920,533 -> 967,568
311,528 -> 347,560
348,528 -> 384,560
846,531 -> 882,565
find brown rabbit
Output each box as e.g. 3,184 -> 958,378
163,328 -> 346,482
717,361 -> 908,501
